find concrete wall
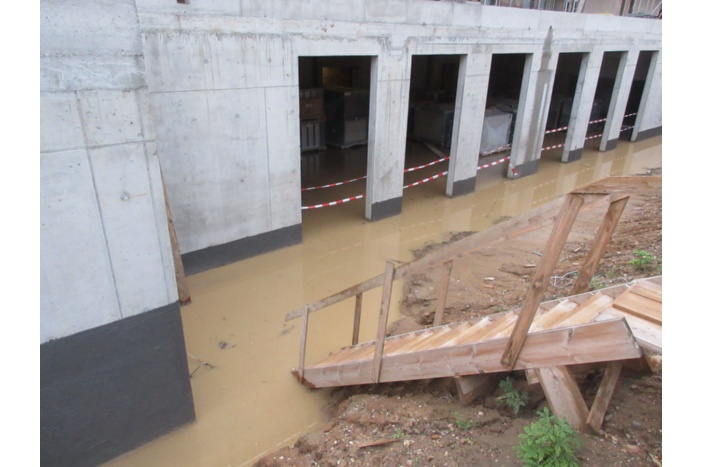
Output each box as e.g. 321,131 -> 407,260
135,0 -> 661,265
40,0 -> 178,342
40,1 -> 194,464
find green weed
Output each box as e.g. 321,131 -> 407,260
515,408 -> 581,466
452,411 -> 475,431
496,377 -> 530,415
628,250 -> 655,271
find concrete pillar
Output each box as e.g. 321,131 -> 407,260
560,49 -> 604,162
599,50 -> 640,152
446,51 -> 492,197
631,50 -> 662,141
365,50 -> 412,221
508,40 -> 557,179
526,32 -> 559,175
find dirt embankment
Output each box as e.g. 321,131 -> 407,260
257,173 -> 662,467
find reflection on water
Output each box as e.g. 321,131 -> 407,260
106,136 -> 661,466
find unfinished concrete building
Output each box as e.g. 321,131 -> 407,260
40,0 -> 662,464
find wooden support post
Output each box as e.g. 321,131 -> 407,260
501,194 -> 585,368
535,366 -> 589,433
586,361 -> 623,432
571,195 -> 629,295
297,306 -> 310,383
372,261 -> 396,384
161,175 -> 191,304
352,293 -> 363,345
433,260 -> 454,326
454,375 -> 497,404
524,369 -> 540,385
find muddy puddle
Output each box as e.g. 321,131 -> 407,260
106,136 -> 661,466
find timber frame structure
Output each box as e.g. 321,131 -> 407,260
285,176 -> 662,433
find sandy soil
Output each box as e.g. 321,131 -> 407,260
256,172 -> 662,467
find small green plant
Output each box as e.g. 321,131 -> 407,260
628,250 -> 655,271
515,408 -> 581,466
452,411 -> 475,431
496,377 -> 530,414
392,429 -> 404,439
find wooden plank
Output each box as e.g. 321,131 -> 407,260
372,261 -> 396,383
612,290 -> 662,325
597,309 -> 662,353
352,293 -> 363,345
383,329 -> 439,355
407,323 -> 470,352
530,300 -> 579,331
502,194 -> 585,368
301,319 -> 641,387
587,362 -> 623,432
161,174 -> 191,304
297,307 -> 310,382
629,281 -> 662,303
480,312 -> 519,340
557,293 -> 613,327
285,191 -> 618,322
314,342 -> 375,367
454,375 -> 498,404
433,261 -> 454,326
356,438 -> 400,449
448,315 -> 505,345
571,196 -> 629,295
525,369 -> 540,385
535,365 -> 589,433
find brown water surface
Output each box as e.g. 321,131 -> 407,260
106,136 -> 662,466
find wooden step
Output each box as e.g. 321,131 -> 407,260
530,300 -> 579,332
401,322 -> 473,352
313,341 -> 375,367
597,308 -> 662,353
394,325 -> 459,353
558,293 -> 613,327
612,287 -> 662,325
382,329 -> 433,355
630,280 -> 662,302
477,311 -> 519,341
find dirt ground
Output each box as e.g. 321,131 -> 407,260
256,172 -> 662,467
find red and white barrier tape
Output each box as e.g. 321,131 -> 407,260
545,124 -> 569,135
301,194 -> 365,210
544,112 -> 638,135
403,171 -> 448,189
302,113 -> 641,208
477,156 -> 510,170
404,156 -> 450,173
301,175 -> 366,192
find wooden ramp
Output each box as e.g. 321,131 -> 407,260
286,177 -> 662,432
292,277 -> 660,389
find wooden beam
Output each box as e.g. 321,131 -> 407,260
433,261 -> 454,326
161,174 -> 191,304
535,366 -> 589,433
297,306 -> 310,382
502,194 -> 585,368
352,293 -> 363,345
586,361 -> 623,432
571,195 -> 629,295
372,261 -> 396,384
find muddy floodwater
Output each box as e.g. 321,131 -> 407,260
106,136 -> 662,466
